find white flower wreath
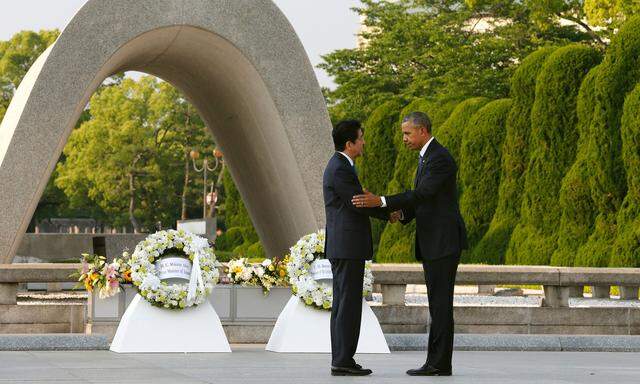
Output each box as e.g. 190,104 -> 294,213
286,229 -> 373,310
130,229 -> 220,310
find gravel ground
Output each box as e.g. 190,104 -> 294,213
17,289 -> 640,308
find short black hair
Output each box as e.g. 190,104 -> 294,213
402,111 -> 432,133
332,120 -> 362,151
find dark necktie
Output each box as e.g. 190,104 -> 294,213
414,155 -> 424,187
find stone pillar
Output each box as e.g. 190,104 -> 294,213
381,284 -> 406,305
0,283 -> 18,305
568,286 -> 584,298
592,285 -> 610,299
542,285 -> 569,308
478,285 -> 496,295
619,286 -> 639,300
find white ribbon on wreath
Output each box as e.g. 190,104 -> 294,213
187,251 -> 205,303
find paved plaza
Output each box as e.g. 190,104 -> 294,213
0,345 -> 638,384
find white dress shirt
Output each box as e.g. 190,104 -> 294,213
339,151 -> 354,166
381,137 -> 434,208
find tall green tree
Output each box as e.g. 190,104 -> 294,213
551,65 -> 601,266
478,47 -> 556,265
506,44 -> 601,265
573,16 -> 640,266
458,98 -> 512,261
321,0 -> 590,123
610,84 -> 640,267
55,77 -> 216,231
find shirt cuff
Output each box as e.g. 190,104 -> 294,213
380,196 -> 387,208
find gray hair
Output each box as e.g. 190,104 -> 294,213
402,111 -> 432,133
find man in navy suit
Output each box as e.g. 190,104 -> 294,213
352,112 -> 467,376
323,120 -> 398,376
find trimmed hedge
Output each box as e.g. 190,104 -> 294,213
437,97 -> 489,167
573,16 -> 640,267
376,98 -> 458,263
506,44 -> 602,265
218,168 -> 259,252
610,85 -> 640,267
215,226 -> 243,252
459,98 -> 512,262
551,65 -> 601,266
357,99 -> 403,250
478,47 -> 557,265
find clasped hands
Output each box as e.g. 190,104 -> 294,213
353,190 -> 402,223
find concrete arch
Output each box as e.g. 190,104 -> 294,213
0,0 -> 333,262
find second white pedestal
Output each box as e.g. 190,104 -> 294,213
265,296 -> 390,353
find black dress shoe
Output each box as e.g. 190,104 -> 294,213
406,365 -> 452,376
331,365 -> 373,376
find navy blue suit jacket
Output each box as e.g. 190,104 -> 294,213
385,139 -> 468,261
323,152 -> 389,260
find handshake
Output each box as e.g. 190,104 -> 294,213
353,189 -> 402,223
389,210 -> 402,223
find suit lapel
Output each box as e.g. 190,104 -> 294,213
415,139 -> 439,187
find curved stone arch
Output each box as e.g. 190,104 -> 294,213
0,0 -> 333,262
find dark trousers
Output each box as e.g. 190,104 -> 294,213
329,258 -> 365,368
422,253 -> 460,371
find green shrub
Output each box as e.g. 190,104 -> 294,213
551,65 -> 601,266
459,99 -> 512,262
246,242 -> 266,260
356,99 -> 403,250
232,242 -> 251,257
610,85 -> 640,267
215,226 -> 244,251
506,44 -> 602,265
477,47 -> 557,265
574,16 -> 640,267
376,98 -> 457,263
437,97 -> 490,167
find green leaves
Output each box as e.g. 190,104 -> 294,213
55,77 -> 216,230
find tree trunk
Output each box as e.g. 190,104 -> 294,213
128,171 -> 141,233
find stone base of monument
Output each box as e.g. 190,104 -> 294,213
109,294 -> 231,353
265,296 -> 390,353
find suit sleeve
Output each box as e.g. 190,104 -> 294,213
385,152 -> 455,211
334,166 -> 389,220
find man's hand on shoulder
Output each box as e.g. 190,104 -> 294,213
352,189 -> 382,208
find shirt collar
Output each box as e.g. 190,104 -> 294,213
420,137 -> 435,158
339,151 -> 354,166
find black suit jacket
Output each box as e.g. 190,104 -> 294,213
385,139 -> 468,261
323,152 -> 389,260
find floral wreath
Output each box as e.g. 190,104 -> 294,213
286,229 -> 373,310
130,229 -> 220,310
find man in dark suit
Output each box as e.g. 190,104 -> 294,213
323,120 -> 397,376
352,112 -> 467,376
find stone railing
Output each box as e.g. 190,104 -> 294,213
372,264 -> 640,307
0,263 -> 84,333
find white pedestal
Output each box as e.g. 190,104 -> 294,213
265,296 -> 390,353
110,294 -> 231,353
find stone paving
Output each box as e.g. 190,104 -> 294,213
0,345 -> 638,384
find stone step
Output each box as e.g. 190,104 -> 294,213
386,333 -> 640,352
